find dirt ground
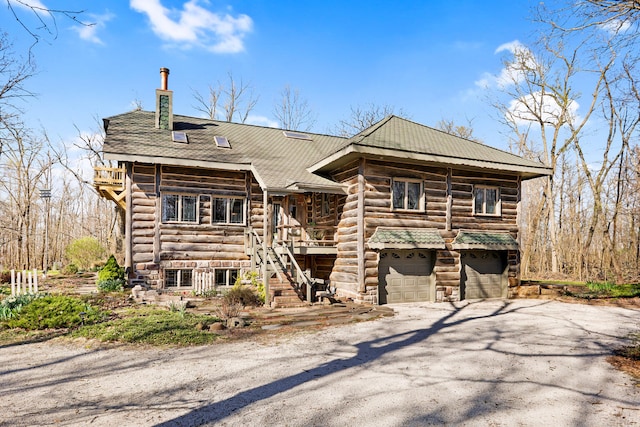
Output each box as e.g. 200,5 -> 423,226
23,275 -> 640,380
1,297 -> 639,426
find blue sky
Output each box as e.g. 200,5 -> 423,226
4,0 -> 541,149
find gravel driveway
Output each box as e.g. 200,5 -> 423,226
1,299 -> 639,426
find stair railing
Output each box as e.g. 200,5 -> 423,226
279,240 -> 322,303
248,229 -> 284,283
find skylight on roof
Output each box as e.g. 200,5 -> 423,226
283,131 -> 312,140
214,136 -> 231,148
172,131 -> 188,143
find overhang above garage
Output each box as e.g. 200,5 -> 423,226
368,227 -> 446,250
452,231 -> 519,250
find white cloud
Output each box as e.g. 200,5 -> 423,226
474,40 -> 538,89
599,18 -> 632,35
245,115 -> 279,128
11,0 -> 47,9
506,91 -> 581,127
73,12 -> 114,44
130,0 -> 253,53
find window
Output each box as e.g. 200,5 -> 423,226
474,186 -> 500,215
165,269 -> 193,288
162,194 -> 198,223
392,179 -> 423,211
213,197 -> 245,224
215,269 -> 239,287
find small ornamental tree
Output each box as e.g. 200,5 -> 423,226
65,237 -> 106,271
96,255 -> 125,292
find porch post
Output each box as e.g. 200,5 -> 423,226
357,159 -> 366,293
125,163 -> 133,272
263,189 -> 270,306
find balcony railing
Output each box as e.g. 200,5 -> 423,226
94,166 -> 125,189
276,224 -> 337,254
94,166 -> 126,209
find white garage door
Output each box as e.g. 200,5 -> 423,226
378,250 -> 435,304
461,251 -> 507,299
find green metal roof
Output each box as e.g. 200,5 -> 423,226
102,110 -> 347,191
368,227 -> 446,249
102,111 -> 551,192
452,231 -> 519,250
310,115 -> 551,180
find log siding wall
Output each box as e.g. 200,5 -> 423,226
330,158 -> 522,304
130,163 -> 264,288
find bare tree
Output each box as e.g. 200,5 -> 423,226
435,118 -> 482,142
0,123 -> 51,268
5,0 -> 92,54
273,85 -> 316,131
333,103 -> 410,137
0,32 -> 36,157
192,72 -> 259,123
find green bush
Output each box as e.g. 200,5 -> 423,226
6,295 -> 102,329
96,255 -> 125,292
65,237 -> 106,270
97,278 -> 125,292
0,293 -> 44,320
62,264 -> 79,275
586,281 -> 616,293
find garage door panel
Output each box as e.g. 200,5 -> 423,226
379,250 -> 435,304
462,251 -> 507,299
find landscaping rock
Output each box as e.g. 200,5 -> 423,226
209,322 -> 224,331
226,317 -> 246,329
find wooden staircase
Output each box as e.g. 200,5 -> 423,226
266,247 -> 309,308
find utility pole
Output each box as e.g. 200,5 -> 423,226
40,188 -> 51,278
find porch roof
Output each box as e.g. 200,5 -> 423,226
368,227 -> 446,250
452,231 -> 519,250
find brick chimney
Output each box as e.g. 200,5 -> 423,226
155,67 -> 173,130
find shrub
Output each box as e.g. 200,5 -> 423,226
223,282 -> 262,307
215,300 -> 243,320
0,270 -> 11,284
65,237 -> 106,271
0,293 -> 44,320
62,264 -> 78,275
230,271 -> 265,305
96,255 -> 125,292
97,278 -> 125,292
6,295 -> 102,329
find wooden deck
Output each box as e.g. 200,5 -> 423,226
94,166 -> 126,209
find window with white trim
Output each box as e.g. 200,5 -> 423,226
165,269 -> 193,288
212,197 -> 245,224
474,186 -> 501,216
392,178 -> 423,211
162,194 -> 198,223
215,269 -> 239,287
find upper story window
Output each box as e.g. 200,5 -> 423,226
162,194 -> 198,223
213,196 -> 245,225
474,186 -> 501,216
392,178 -> 423,211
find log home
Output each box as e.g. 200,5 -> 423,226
95,68 -> 551,306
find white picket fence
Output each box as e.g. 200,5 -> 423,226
192,271 -> 216,295
10,269 -> 39,296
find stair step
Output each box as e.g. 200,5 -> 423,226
272,296 -> 310,308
